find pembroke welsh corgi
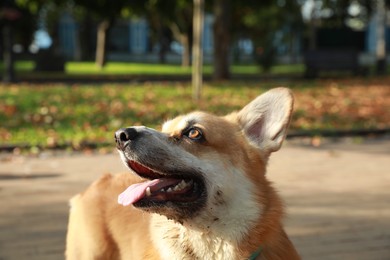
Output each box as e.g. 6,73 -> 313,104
65,87 -> 300,260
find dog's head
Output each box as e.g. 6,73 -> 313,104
116,88 -> 293,231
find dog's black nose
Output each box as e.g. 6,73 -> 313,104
115,128 -> 138,148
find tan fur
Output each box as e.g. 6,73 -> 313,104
66,88 -> 300,260
66,173 -> 157,259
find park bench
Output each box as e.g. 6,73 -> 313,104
304,49 -> 367,78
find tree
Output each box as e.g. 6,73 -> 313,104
235,0 -> 302,72
192,0 -> 204,101
145,0 -> 193,67
213,0 -> 231,79
375,0 -> 387,74
74,0 -> 137,68
1,1 -> 19,83
1,0 -> 38,82
210,0 -> 302,78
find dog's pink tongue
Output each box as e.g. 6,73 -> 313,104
118,179 -> 160,206
118,178 -> 182,206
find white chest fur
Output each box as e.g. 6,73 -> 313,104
149,154 -> 262,259
151,216 -> 238,260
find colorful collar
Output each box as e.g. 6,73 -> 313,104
248,245 -> 263,260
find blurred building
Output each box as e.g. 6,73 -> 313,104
365,11 -> 390,64
56,11 -> 389,65
57,14 -> 215,63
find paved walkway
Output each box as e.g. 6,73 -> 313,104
0,138 -> 389,260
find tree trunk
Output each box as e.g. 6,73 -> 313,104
95,19 -> 110,69
2,24 -> 15,83
181,34 -> 191,67
192,0 -> 204,102
213,0 -> 231,80
376,0 -> 387,75
307,3 -> 319,51
170,23 -> 191,67
80,14 -> 93,60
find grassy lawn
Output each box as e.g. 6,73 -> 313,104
1,79 -> 389,149
0,61 -> 305,77
66,62 -> 304,75
67,62 -> 195,75
2,60 -> 390,78
0,61 -> 35,72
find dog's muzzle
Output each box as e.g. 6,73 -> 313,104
115,127 -> 138,150
114,126 -> 208,220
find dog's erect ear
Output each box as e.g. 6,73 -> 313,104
237,87 -> 294,154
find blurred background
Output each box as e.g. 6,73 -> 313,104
0,1 -> 390,259
0,0 -> 389,150
1,0 -> 390,77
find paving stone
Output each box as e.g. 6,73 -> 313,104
0,139 -> 389,259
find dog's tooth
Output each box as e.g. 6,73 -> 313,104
146,187 -> 151,197
178,181 -> 186,189
182,180 -> 189,187
167,187 -> 173,192
171,180 -> 192,192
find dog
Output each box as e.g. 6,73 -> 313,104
65,87 -> 300,260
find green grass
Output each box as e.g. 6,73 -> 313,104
67,62 -> 305,75
0,60 -> 305,77
3,60 -> 390,78
66,62 -> 194,75
1,80 -> 389,149
0,82 -> 264,147
1,61 -> 388,149
0,61 -> 35,72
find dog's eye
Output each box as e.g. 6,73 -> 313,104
184,128 -> 203,140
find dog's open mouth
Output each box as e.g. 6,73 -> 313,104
118,160 -> 204,207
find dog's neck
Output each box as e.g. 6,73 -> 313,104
150,212 -> 292,260
147,147 -> 298,259
149,186 -> 287,260
151,214 -> 240,260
